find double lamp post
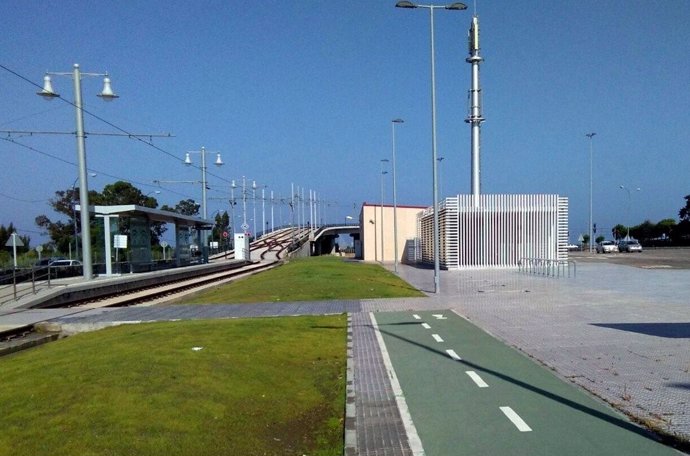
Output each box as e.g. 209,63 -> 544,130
37,64 -> 119,280
396,1 -> 467,293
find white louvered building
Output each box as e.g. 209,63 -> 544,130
416,194 -> 569,270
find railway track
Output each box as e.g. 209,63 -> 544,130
49,227 -> 310,309
0,228 -> 316,353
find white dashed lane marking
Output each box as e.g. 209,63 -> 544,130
432,334 -> 444,343
500,406 -> 532,432
412,314 -> 421,320
465,370 -> 489,388
446,349 -> 462,361
432,314 -> 447,320
421,323 -> 431,329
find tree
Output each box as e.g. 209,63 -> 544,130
211,211 -> 230,248
35,181 -> 165,253
97,181 -> 158,207
677,195 -> 690,242
595,235 -> 605,244
612,224 -> 629,240
630,220 -> 655,242
679,195 -> 690,222
654,219 -> 676,240
161,199 -> 200,217
35,215 -> 73,253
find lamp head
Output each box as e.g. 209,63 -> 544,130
184,153 -> 192,165
214,153 -> 224,167
97,75 -> 119,101
446,2 -> 468,10
392,118 -> 404,124
37,74 -> 60,100
395,0 -> 417,8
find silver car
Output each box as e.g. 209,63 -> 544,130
596,240 -> 619,254
618,240 -> 642,253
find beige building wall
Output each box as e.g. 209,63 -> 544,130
359,203 -> 425,263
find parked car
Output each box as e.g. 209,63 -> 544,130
49,259 -> 83,267
596,240 -> 619,254
566,244 -> 580,251
618,240 -> 643,253
35,257 -> 66,267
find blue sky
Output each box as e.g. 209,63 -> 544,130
2,0 -> 689,245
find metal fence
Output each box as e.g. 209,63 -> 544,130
518,257 -> 576,278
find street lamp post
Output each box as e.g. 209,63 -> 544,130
185,146 -> 223,260
37,63 -> 118,280
71,173 -> 97,261
270,190 -> 275,233
241,177 -> 249,232
619,185 -> 641,239
252,181 -> 257,237
396,1 -> 467,292
585,133 -> 596,252
261,185 -> 267,238
391,118 -> 404,273
230,180 -> 237,235
184,147 -> 223,220
380,159 -> 389,263
437,156 -> 445,197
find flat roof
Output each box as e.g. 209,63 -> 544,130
76,204 -> 214,228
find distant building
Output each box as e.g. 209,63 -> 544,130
358,203 -> 426,263
358,194 -> 569,269
416,194 -> 569,269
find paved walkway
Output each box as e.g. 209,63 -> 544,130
1,262 -> 688,453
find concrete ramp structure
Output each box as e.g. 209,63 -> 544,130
416,194 -> 569,269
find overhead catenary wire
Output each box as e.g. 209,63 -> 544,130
0,64 -> 343,211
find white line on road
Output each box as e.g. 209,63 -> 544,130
446,349 -> 462,361
432,334 -> 444,343
465,370 -> 489,388
432,314 -> 447,319
421,323 -> 431,329
500,406 -> 532,432
370,313 -> 426,455
412,314 -> 421,320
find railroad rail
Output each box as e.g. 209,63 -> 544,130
3,227 -> 311,311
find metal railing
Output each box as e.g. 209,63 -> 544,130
0,266 -> 56,304
518,258 -> 576,278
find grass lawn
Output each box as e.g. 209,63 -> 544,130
179,255 -> 425,303
0,315 -> 347,456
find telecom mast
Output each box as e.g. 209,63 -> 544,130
465,15 -> 485,207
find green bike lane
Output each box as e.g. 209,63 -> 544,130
373,310 -> 681,456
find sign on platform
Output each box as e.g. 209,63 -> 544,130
113,234 -> 128,249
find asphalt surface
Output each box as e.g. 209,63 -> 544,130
569,247 -> 690,269
376,310 -> 679,456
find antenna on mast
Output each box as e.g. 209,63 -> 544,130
465,14 -> 484,207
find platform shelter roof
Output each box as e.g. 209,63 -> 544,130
76,204 -> 214,228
